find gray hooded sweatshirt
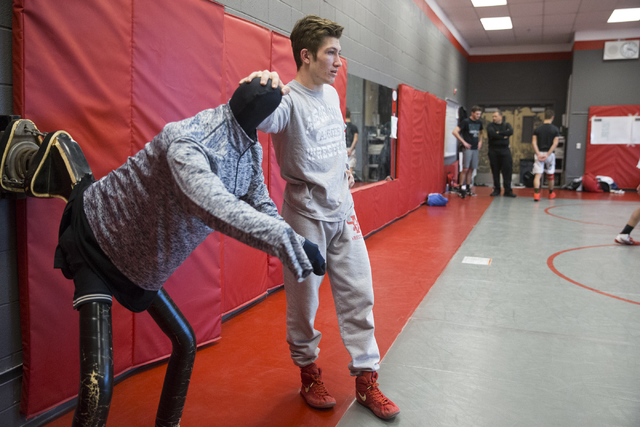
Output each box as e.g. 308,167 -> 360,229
84,104 -> 312,291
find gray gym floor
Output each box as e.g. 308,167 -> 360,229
338,196 -> 640,427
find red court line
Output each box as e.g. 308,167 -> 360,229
545,204 -> 622,227
547,245 -> 640,306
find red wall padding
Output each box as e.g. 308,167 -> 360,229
14,0 -> 137,416
13,3 -> 445,418
129,0 -> 226,367
220,14 -> 271,315
585,105 -> 640,189
13,0 -> 227,417
353,85 -> 446,235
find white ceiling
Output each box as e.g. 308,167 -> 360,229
426,0 -> 640,54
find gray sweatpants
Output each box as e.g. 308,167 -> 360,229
282,201 -> 380,375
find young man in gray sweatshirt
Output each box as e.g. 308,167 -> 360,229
242,15 -> 400,420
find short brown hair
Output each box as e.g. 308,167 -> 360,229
290,15 -> 343,70
544,109 -> 555,120
471,105 -> 482,113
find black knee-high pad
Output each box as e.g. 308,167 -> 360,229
73,302 -> 114,427
147,289 -> 196,427
0,119 -> 93,202
25,130 -> 93,202
0,119 -> 41,195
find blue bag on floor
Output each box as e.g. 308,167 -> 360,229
427,193 -> 448,206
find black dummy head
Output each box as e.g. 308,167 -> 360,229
229,77 -> 282,140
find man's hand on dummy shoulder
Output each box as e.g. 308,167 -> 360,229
303,239 -> 326,276
239,70 -> 290,96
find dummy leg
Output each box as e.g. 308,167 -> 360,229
73,302 -> 114,427
147,289 -> 197,427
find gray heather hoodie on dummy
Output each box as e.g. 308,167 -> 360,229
257,80 -> 353,221
83,104 -> 312,291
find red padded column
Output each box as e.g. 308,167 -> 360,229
221,14 -> 272,314
13,0 -> 135,417
427,94 -> 446,194
332,57 -> 348,120
130,0 -> 225,365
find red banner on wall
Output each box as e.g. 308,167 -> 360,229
586,105 -> 640,189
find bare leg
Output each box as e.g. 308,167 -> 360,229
147,288 -> 197,427
73,302 -> 114,427
533,173 -> 542,190
627,207 -> 640,228
460,168 -> 469,186
466,169 -> 474,188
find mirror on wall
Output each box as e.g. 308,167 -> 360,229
345,74 -> 396,185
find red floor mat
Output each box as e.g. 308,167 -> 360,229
46,190 -> 494,426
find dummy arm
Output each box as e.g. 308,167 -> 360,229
167,140 -> 313,281
239,144 -> 280,219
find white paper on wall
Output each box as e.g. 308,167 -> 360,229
390,116 -> 398,139
444,100 -> 459,157
590,115 -> 634,145
631,116 -> 640,146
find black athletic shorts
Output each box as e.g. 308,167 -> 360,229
54,176 -> 158,312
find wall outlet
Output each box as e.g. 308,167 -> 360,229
576,143 -> 581,149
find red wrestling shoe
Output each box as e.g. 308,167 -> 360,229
355,371 -> 400,420
300,363 -> 336,409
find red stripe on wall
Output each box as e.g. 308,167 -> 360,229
469,51 -> 573,63
572,39 -> 639,51
574,40 -> 607,50
411,0 -> 470,60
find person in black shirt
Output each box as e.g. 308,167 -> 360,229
532,109 -> 560,201
453,105 -> 483,197
486,110 -> 515,197
345,108 -> 359,175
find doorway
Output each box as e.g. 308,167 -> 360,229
476,106 -> 550,187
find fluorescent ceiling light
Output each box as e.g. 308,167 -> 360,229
608,8 -> 640,23
481,16 -> 513,31
472,0 -> 507,7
